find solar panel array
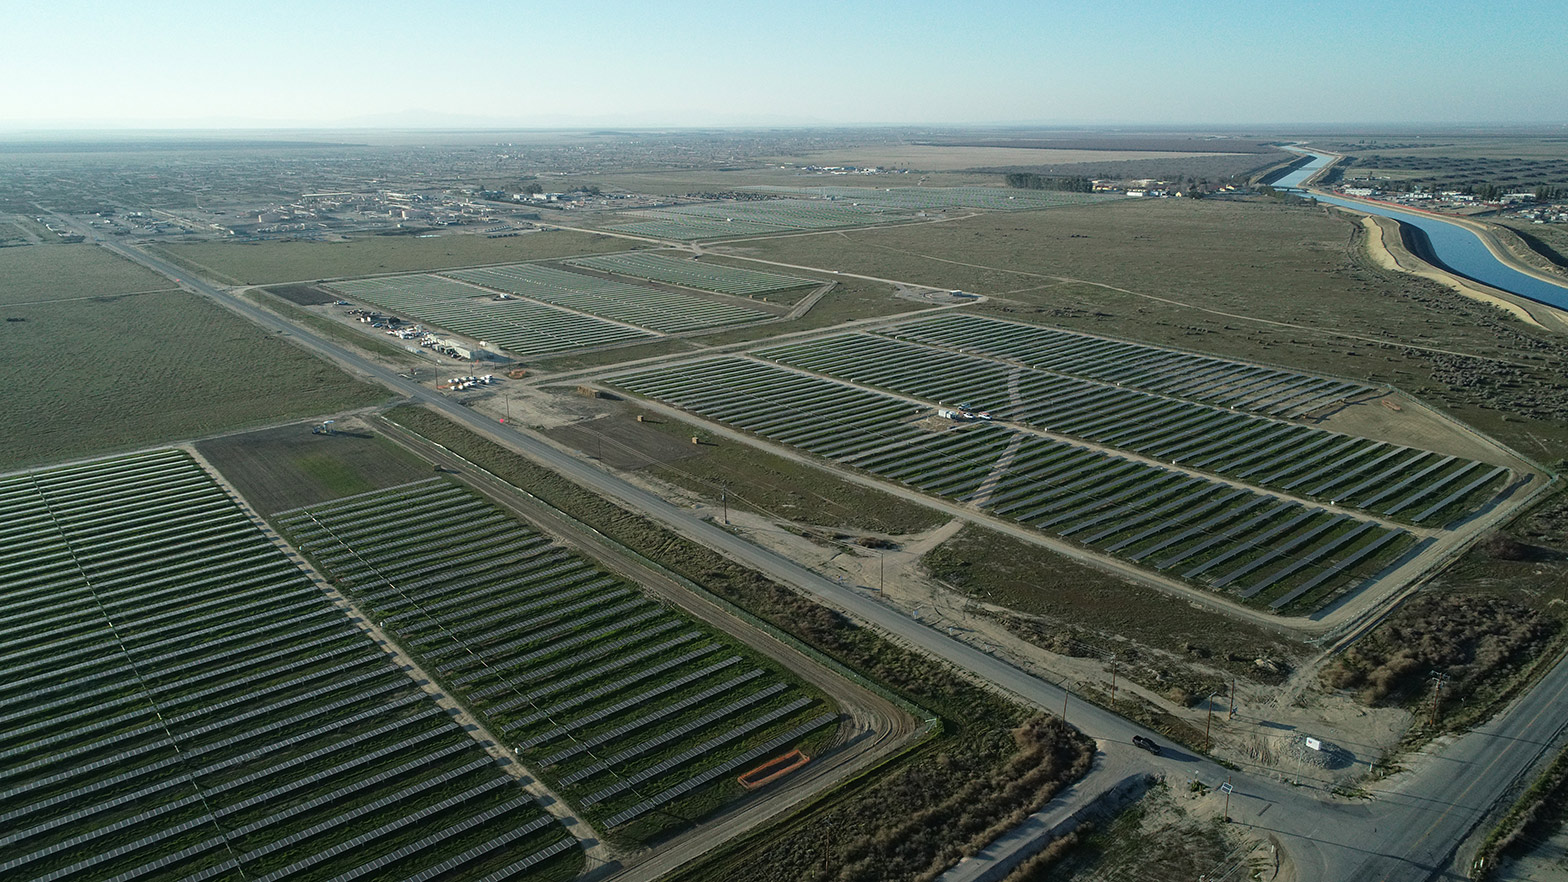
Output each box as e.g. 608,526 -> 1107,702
442,263 -> 770,333
888,313 -> 1376,418
610,199 -> 906,240
609,216 -> 789,241
753,332 -> 1504,523
275,480 -> 837,832
610,356 -> 1422,613
744,185 -> 1118,212
607,187 -> 1119,240
0,451 -> 576,882
565,252 -> 816,296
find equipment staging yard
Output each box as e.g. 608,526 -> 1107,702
10,139 -> 1568,882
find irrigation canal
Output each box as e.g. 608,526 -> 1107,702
1276,149 -> 1568,311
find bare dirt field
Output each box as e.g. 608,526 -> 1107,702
1314,390 -> 1535,470
542,412 -> 708,470
1039,781 -> 1270,881
1494,825 -> 1568,882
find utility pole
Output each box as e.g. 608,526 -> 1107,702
721,488 -> 728,525
1205,691 -> 1219,753
1229,678 -> 1236,720
1429,671 -> 1448,728
1108,654 -> 1117,707
879,551 -> 885,593
1062,681 -> 1070,722
822,822 -> 833,875
1224,774 -> 1233,822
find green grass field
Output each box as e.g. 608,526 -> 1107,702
197,420 -> 434,513
0,290 -> 385,470
0,244 -> 173,305
151,230 -> 634,285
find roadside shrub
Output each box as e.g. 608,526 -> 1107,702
1324,594 -> 1555,707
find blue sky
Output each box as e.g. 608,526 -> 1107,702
4,0 -> 1565,128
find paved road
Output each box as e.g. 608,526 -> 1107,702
79,227 -> 1568,881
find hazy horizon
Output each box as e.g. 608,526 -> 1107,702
6,0 -> 1565,131
3,121 -> 1567,140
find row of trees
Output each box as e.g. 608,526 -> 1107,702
1004,173 -> 1093,192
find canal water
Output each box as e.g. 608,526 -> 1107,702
1274,150 -> 1568,311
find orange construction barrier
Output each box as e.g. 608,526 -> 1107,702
738,749 -> 810,790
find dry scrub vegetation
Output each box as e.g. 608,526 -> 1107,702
1018,783 -> 1250,881
923,526 -> 1302,685
1475,746 -> 1568,878
1324,488 -> 1568,729
1324,593 -> 1554,707
715,717 -> 1092,882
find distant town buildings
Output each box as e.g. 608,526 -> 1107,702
1326,182 -> 1568,223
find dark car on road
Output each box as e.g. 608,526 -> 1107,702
1132,735 -> 1161,755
